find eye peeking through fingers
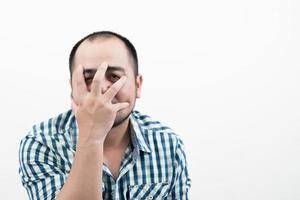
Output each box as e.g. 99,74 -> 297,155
84,77 -> 93,85
83,69 -> 96,85
84,75 -> 95,85
83,68 -> 123,85
107,72 -> 121,83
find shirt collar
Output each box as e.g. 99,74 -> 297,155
129,112 -> 152,154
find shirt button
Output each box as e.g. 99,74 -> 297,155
148,195 -> 153,200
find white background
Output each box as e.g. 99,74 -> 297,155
0,0 -> 299,199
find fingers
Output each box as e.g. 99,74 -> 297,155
104,76 -> 127,101
72,64 -> 88,103
91,62 -> 108,96
112,102 -> 130,111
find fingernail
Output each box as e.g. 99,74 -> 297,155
101,62 -> 108,67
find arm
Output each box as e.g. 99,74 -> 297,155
56,141 -> 104,200
19,136 -> 67,200
19,135 -> 104,200
57,62 -> 128,200
18,62 -> 128,200
167,137 -> 191,200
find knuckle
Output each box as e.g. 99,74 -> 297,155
99,103 -> 113,114
89,94 -> 97,102
94,97 -> 107,108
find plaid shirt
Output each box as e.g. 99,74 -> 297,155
19,110 -> 191,200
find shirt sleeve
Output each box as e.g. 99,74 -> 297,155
166,137 -> 191,200
19,136 -> 67,200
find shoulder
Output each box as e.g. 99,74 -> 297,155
19,109 -> 75,152
132,110 -> 185,153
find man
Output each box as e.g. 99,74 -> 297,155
19,31 -> 191,200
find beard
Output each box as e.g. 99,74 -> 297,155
112,111 -> 132,127
112,102 -> 135,128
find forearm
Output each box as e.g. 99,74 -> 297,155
60,62 -> 127,200
57,140 -> 104,200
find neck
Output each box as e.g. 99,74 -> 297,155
104,117 -> 130,150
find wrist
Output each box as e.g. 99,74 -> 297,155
77,128 -> 108,147
77,136 -> 105,150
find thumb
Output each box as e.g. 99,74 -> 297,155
113,102 -> 130,111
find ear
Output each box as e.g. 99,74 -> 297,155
136,74 -> 143,98
69,78 -> 73,99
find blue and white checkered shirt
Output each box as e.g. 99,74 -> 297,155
19,110 -> 191,200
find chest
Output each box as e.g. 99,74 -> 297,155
104,148 -> 127,180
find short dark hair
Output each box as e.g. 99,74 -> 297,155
69,31 -> 139,77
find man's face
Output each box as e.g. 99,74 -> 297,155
71,37 -> 142,127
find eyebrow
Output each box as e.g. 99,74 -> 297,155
83,65 -> 125,75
